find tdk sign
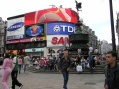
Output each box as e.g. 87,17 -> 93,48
7,22 -> 24,31
53,25 -> 75,32
47,22 -> 76,35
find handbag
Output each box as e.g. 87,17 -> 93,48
76,65 -> 83,72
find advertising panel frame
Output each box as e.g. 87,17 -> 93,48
47,22 -> 76,35
7,17 -> 25,40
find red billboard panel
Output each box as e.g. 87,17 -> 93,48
25,8 -> 78,26
6,37 -> 46,44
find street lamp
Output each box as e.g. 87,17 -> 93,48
109,0 -> 116,52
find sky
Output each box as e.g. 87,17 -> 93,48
0,0 -> 119,44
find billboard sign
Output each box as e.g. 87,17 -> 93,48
7,22 -> 24,31
7,34 -> 25,40
47,22 -> 76,35
6,37 -> 46,44
25,8 -> 78,26
25,24 -> 44,37
7,17 -> 24,40
25,48 -> 44,52
47,35 -> 69,47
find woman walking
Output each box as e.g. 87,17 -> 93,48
0,53 -> 13,89
18,56 -> 23,74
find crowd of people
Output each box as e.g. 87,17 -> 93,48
30,52 -> 106,74
0,49 -> 119,89
0,53 -> 31,89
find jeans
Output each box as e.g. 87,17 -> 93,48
81,63 -> 85,69
62,71 -> 69,89
89,62 -> 93,73
18,64 -> 22,74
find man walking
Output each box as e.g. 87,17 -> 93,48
24,54 -> 30,73
11,54 -> 23,89
58,49 -> 71,89
104,51 -> 119,89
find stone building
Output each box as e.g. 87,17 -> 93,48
81,25 -> 98,49
0,17 -> 6,56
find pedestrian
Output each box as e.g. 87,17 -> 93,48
89,46 -> 93,54
104,51 -> 119,89
23,54 -> 30,73
0,56 -> 3,65
10,54 -> 23,89
77,48 -> 81,56
89,53 -> 94,73
1,53 -> 13,89
58,49 -> 71,89
18,56 -> 23,74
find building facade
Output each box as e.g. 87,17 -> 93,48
100,40 -> 112,54
6,8 -> 78,58
0,17 -> 6,56
82,25 -> 98,49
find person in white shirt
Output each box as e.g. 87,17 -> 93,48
78,48 -> 81,55
81,56 -> 86,69
94,48 -> 99,54
23,55 -> 30,73
89,46 -> 93,54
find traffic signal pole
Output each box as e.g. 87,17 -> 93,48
109,0 -> 116,52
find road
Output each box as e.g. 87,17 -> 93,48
0,72 -> 105,89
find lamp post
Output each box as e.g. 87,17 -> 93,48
116,13 -> 119,56
109,0 -> 116,52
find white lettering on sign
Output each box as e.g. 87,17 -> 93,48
53,25 -> 75,32
60,25 -> 75,32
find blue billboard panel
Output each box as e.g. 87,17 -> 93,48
47,22 -> 76,35
26,26 -> 43,36
25,24 -> 44,37
7,22 -> 24,31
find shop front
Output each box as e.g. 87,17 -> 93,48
24,48 -> 46,57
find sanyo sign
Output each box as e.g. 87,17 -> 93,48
47,22 -> 76,35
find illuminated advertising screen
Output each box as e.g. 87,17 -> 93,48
47,22 -> 76,35
25,48 -> 44,52
47,35 -> 69,47
25,24 -> 44,37
25,8 -> 78,26
6,37 -> 46,44
7,17 -> 25,40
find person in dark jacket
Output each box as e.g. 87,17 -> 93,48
104,51 -> 119,89
89,53 -> 94,73
58,49 -> 71,89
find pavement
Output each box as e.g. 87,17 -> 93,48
0,70 -> 105,89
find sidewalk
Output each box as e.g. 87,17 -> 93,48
0,71 -> 104,89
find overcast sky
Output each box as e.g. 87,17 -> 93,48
0,0 -> 119,43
